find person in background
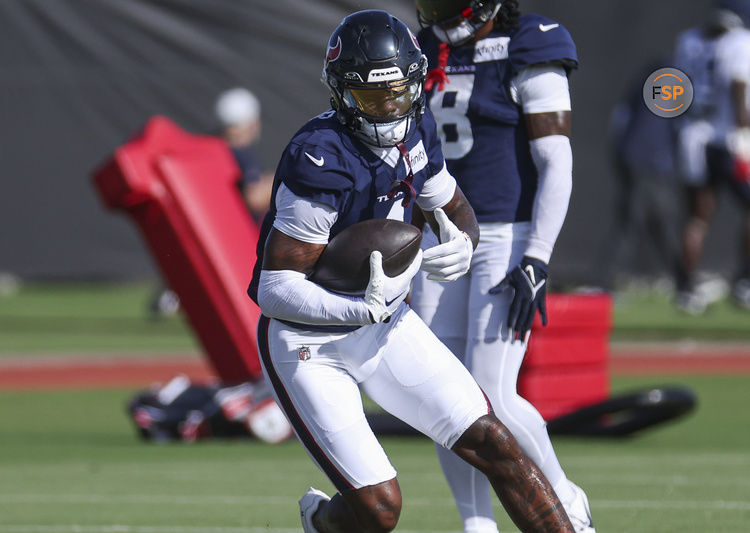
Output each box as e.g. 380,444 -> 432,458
215,87 -> 273,223
673,0 -> 750,313
150,88 -> 273,318
599,60 -> 681,290
411,1 -> 595,532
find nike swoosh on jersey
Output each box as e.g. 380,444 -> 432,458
305,152 -> 325,166
539,23 -> 559,32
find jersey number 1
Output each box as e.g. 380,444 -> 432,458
430,74 -> 475,160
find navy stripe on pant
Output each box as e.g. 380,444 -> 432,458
257,315 -> 355,493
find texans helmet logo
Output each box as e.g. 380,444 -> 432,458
326,36 -> 342,65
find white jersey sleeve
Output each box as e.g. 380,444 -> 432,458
272,183 -> 338,244
509,64 -> 571,114
415,162 -> 457,212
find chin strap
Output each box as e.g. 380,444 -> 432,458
387,142 -> 417,207
425,42 -> 451,92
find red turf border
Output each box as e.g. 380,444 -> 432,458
1,345 -> 749,390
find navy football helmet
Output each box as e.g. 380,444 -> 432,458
322,10 -> 427,147
416,0 -> 502,45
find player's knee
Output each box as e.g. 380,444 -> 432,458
346,479 -> 402,532
357,498 -> 400,532
362,507 -> 400,532
453,415 -> 524,470
482,416 -> 523,461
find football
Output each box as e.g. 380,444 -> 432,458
309,219 -> 422,294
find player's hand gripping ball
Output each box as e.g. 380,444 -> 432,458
309,219 -> 422,295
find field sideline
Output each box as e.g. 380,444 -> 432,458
1,341 -> 749,389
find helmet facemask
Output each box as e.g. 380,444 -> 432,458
335,72 -> 425,147
417,0 -> 502,46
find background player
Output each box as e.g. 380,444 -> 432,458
673,0 -> 750,314
215,87 -> 274,223
411,1 -> 594,532
248,10 -> 574,533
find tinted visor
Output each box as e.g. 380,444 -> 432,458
347,79 -> 421,120
430,10 -> 470,29
416,0 -> 471,25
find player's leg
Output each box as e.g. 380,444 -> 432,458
415,223 -> 573,531
450,413 -> 572,533
307,480 -> 401,533
732,207 -> 750,309
357,306 -> 573,532
675,123 -> 717,313
723,144 -> 750,308
411,227 -> 470,364
412,240 -> 496,532
676,184 -> 716,298
468,222 -> 593,530
736,209 -> 750,308
256,316 -> 401,532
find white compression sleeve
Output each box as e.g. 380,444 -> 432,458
257,269 -> 372,326
526,135 -> 573,263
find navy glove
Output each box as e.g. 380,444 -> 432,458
489,256 -> 548,341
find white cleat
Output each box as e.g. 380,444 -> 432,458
299,487 -> 331,533
564,481 -> 595,533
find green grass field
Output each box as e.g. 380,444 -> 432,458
1,283 -> 749,531
0,282 -> 749,355
0,375 -> 748,532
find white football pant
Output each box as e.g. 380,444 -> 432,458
411,221 -> 573,533
257,304 -> 490,492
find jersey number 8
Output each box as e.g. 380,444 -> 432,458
430,74 -> 475,160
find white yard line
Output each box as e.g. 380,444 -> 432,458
0,524 -> 464,533
0,524 -> 300,533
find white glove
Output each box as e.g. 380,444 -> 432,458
421,208 -> 473,282
364,249 -> 423,323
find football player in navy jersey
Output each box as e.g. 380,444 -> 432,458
248,9 -> 574,533
411,1 -> 595,532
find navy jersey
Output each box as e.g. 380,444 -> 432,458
248,108 -> 445,304
419,14 -> 577,223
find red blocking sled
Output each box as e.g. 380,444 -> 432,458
93,116 -> 263,383
521,293 -> 612,420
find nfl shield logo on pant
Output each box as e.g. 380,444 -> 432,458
298,346 -> 311,361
